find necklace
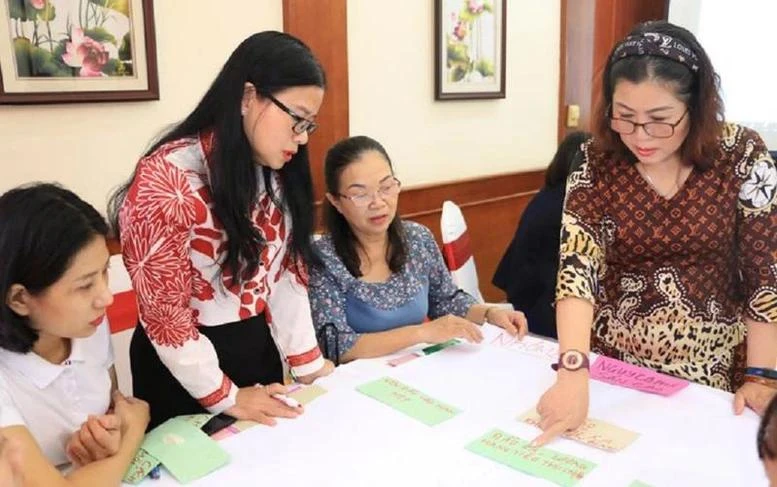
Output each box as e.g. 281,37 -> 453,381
637,163 -> 686,199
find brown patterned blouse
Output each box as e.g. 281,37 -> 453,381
557,124 -> 777,392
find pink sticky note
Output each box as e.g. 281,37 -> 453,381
387,353 -> 420,367
589,356 -> 689,396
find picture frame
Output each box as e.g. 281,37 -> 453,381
0,0 -> 158,104
434,0 -> 506,100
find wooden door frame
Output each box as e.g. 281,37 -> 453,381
558,0 -> 669,143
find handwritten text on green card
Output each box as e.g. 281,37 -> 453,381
356,377 -> 460,426
122,448 -> 159,485
466,429 -> 597,487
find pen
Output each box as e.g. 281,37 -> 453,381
253,383 -> 303,407
285,383 -> 303,394
272,393 -> 302,408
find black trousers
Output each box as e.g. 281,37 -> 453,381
130,314 -> 283,429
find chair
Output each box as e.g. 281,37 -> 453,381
439,200 -> 487,303
106,254 -> 138,395
440,200 -> 514,313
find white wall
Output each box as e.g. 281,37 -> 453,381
347,0 -> 560,187
1,0 -> 561,209
670,0 -> 777,149
0,1 -> 283,210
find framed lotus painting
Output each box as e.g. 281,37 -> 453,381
0,0 -> 158,104
435,0 -> 506,100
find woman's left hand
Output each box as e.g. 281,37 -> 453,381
733,381 -> 777,416
65,414 -> 122,467
485,308 -> 529,339
297,359 -> 335,384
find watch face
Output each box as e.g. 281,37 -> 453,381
562,350 -> 584,370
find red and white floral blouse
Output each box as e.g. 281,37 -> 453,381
118,132 -> 324,413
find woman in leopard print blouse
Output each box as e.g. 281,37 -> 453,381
534,21 -> 777,446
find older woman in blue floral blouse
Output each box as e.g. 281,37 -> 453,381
309,136 -> 528,363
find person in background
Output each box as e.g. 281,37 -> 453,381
534,20 -> 777,446
309,135 -> 528,363
493,131 -> 591,339
0,183 -> 149,485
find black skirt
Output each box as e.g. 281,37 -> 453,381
130,313 -> 283,429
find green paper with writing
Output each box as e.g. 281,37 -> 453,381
356,376 -> 460,426
466,429 -> 596,487
122,448 -> 159,484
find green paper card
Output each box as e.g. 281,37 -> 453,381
142,417 -> 230,484
629,482 -> 653,487
356,377 -> 460,426
466,429 -> 597,487
122,448 -> 160,484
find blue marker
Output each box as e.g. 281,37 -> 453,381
149,465 -> 161,480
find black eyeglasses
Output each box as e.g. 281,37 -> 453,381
609,110 -> 688,139
262,91 -> 318,135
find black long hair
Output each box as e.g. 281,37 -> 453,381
595,21 -> 724,170
109,31 -> 324,281
544,131 -> 591,188
323,136 -> 407,277
0,183 -> 108,353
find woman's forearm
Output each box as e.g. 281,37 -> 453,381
466,304 -> 490,324
66,427 -> 145,486
745,318 -> 777,368
340,325 -> 425,363
556,297 -> 594,354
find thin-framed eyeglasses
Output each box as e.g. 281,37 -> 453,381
338,178 -> 401,208
609,109 -> 688,138
261,91 -> 319,135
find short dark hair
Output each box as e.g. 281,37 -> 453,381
322,136 -> 407,277
593,21 -> 724,170
0,183 -> 108,353
110,31 -> 324,283
545,131 -> 592,188
758,393 -> 777,460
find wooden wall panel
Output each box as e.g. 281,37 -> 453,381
398,171 -> 544,215
591,0 -> 670,113
560,0 -> 669,141
283,0 -> 349,200
399,170 -> 544,303
558,0 -> 596,141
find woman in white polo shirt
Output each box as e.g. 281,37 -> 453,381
0,183 -> 149,485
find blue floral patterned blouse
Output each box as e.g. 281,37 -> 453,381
309,221 -> 477,361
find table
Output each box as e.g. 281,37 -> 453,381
129,325 -> 767,486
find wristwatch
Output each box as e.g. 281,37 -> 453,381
551,349 -> 590,372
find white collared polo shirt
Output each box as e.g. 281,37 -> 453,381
0,321 -> 113,466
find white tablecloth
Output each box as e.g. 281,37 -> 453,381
129,326 -> 767,486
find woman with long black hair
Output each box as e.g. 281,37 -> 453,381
109,31 -> 333,429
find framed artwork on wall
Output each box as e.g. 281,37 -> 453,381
0,0 -> 158,104
435,0 -> 506,100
